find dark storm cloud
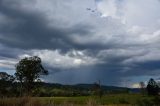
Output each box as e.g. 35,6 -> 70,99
0,44 -> 24,59
0,4 -> 67,50
127,60 -> 160,76
0,0 -> 95,51
0,0 -> 129,51
0,0 -> 160,87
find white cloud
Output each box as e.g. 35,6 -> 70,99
131,83 -> 140,88
96,0 -> 160,26
96,0 -> 117,18
30,50 -> 99,69
0,58 -> 17,69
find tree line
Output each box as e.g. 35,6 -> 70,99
0,56 -> 160,97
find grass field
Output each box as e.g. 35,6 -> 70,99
0,94 -> 159,106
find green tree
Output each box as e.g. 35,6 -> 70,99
146,78 -> 159,95
15,56 -> 48,95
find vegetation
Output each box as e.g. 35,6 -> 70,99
92,81 -> 103,98
147,78 -> 159,95
0,56 -> 160,105
0,94 -> 160,106
15,56 -> 48,95
0,72 -> 15,97
139,81 -> 146,95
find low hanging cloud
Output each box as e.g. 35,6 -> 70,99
0,0 -> 160,86
32,50 -> 100,69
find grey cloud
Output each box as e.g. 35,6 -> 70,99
0,0 -> 160,86
0,0 -> 130,51
0,4 -> 69,50
0,0 -> 94,51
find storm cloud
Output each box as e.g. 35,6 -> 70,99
0,0 -> 160,87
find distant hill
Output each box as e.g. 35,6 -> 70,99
39,82 -> 140,93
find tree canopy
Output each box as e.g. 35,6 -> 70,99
15,56 -> 48,94
146,78 -> 159,95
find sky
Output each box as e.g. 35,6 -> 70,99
0,0 -> 160,88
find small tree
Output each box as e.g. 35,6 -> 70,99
92,80 -> 103,98
15,56 -> 48,95
139,81 -> 146,95
146,78 -> 159,95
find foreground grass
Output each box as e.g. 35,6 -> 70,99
0,94 -> 159,106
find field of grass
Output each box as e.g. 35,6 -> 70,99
0,94 -> 159,106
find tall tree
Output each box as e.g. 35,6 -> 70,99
146,78 -> 159,95
15,56 -> 48,95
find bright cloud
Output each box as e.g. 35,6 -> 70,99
31,50 -> 99,69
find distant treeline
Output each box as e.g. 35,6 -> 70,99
0,79 -> 133,97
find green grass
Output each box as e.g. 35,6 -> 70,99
0,94 -> 159,106
36,94 -> 154,105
